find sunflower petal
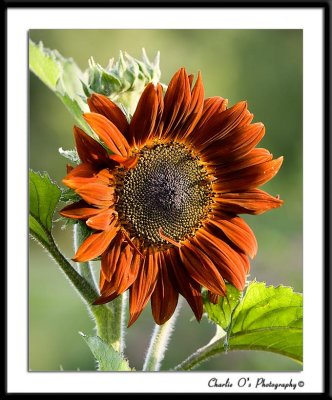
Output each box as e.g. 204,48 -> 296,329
87,93 -> 129,135
151,252 -> 179,325
62,163 -> 97,190
214,189 -> 284,215
160,68 -> 191,139
192,101 -> 248,150
73,126 -> 109,165
180,241 -> 226,296
201,123 -> 265,164
75,182 -> 115,207
86,209 -> 116,231
73,226 -> 119,262
129,83 -> 163,147
99,233 -> 124,283
168,248 -> 203,321
60,200 -> 106,220
214,156 -> 283,192
128,250 -> 159,327
177,71 -> 205,140
194,230 -> 247,290
207,215 -> 258,259
83,113 -> 130,157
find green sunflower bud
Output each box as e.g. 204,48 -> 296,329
84,49 -> 162,115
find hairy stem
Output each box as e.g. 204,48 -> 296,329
32,228 -> 125,353
172,337 -> 226,371
143,298 -> 183,371
36,231 -> 98,304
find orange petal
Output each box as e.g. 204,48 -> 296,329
160,68 -> 191,139
213,156 -> 283,192
86,209 -> 116,231
194,230 -> 247,290
214,189 -> 284,215
168,248 -> 203,321
208,215 -> 257,259
151,252 -> 179,325
177,71 -> 205,141
129,83 -> 163,147
193,97 -> 228,134
87,94 -> 129,135
192,101 -> 248,151
60,200 -> 106,220
83,112 -> 130,157
75,183 -> 115,207
100,233 -> 124,282
179,241 -> 226,296
73,226 -> 119,262
73,126 -> 109,165
62,163 -> 97,190
128,250 -> 159,327
201,123 -> 265,164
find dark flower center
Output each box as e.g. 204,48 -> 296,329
116,143 -> 212,247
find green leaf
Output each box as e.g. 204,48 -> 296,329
58,147 -> 80,165
229,281 -> 303,362
29,39 -> 92,134
205,281 -> 303,363
29,170 -> 61,246
204,284 -> 242,331
80,333 -> 132,371
29,40 -> 61,91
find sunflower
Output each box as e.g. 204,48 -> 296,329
60,68 -> 283,326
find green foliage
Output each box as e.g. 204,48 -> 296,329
204,281 -> 303,363
80,333 -> 132,371
29,39 -> 92,133
29,40 -> 61,91
29,170 -> 61,246
204,284 -> 242,331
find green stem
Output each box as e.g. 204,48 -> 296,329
172,337 -> 226,371
143,298 -> 183,371
34,231 -> 98,304
32,228 -> 125,354
72,222 -> 125,352
94,294 -> 126,353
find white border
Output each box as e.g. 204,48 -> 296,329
7,7 -> 324,394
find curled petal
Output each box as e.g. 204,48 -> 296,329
83,113 -> 130,158
214,189 -> 284,215
73,126 -> 109,165
207,215 -> 258,259
87,93 -> 129,135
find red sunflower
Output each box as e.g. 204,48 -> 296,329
60,68 -> 283,326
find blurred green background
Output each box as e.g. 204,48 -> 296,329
29,29 -> 302,372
